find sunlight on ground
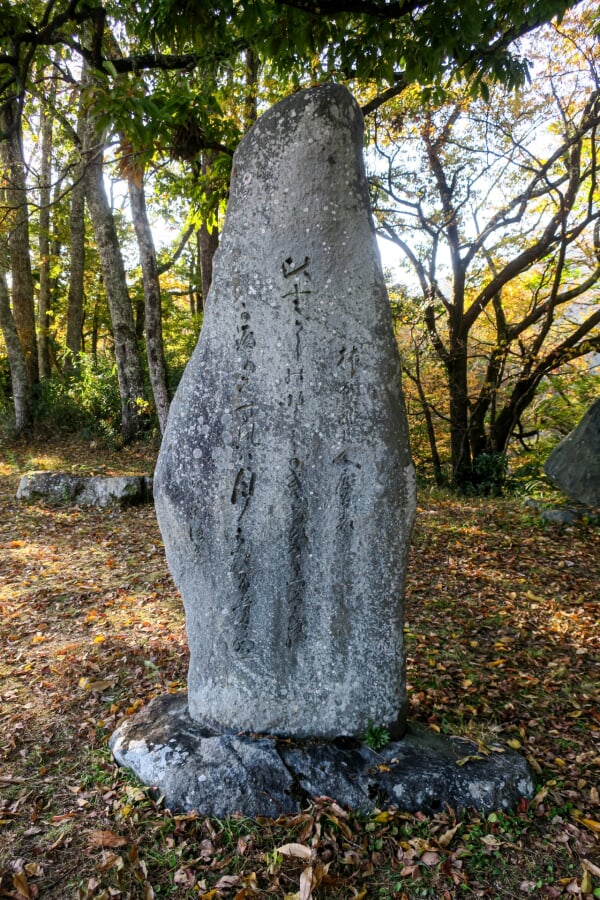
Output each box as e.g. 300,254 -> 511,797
1,453 -> 66,476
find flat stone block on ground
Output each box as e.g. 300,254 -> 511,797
109,693 -> 534,818
16,472 -> 153,507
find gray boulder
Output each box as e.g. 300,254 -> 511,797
544,398 -> 600,507
540,507 -> 583,526
154,83 -> 416,740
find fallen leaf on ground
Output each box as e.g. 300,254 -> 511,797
88,830 -> 128,848
276,843 -> 312,860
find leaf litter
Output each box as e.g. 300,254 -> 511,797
0,439 -> 598,898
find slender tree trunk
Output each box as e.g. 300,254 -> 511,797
0,100 -> 39,391
411,350 -> 443,486
197,152 -> 219,308
38,89 -> 54,379
244,48 -> 259,128
81,85 -> 146,441
64,104 -> 87,376
135,295 -> 145,342
85,151 -> 146,440
198,223 -> 218,308
128,172 -> 171,433
0,269 -> 31,432
91,303 -> 99,358
49,176 -> 62,356
446,340 -> 472,490
189,282 -> 197,318
423,401 -> 444,486
65,171 -> 86,372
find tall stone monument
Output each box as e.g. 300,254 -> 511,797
110,84 -> 533,817
154,82 -> 416,739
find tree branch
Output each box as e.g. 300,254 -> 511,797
157,224 -> 195,275
361,76 -> 407,116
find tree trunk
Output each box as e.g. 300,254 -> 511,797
0,100 -> 39,391
198,222 -> 218,308
446,341 -> 472,489
0,269 -> 31,432
491,373 -> 545,456
196,152 -> 219,308
38,90 -> 54,379
135,295 -> 145,343
413,365 -> 443,486
64,99 -> 87,377
49,176 -> 63,363
244,48 -> 259,128
128,172 -> 171,433
90,302 -> 99,358
81,93 -> 146,441
189,282 -> 197,318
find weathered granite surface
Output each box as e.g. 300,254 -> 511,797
110,694 -> 534,817
154,83 -> 416,739
16,471 -> 153,507
545,398 -> 600,507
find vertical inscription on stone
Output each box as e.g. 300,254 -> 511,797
283,256 -> 311,362
230,299 -> 257,657
282,255 -> 312,648
335,344 -> 361,535
286,457 -> 307,648
285,367 -> 304,408
334,451 -> 360,535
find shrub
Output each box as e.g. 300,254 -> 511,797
470,452 -> 509,497
32,354 -> 122,440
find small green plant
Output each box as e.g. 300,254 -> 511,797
471,452 -> 509,496
364,721 -> 391,751
263,848 -> 283,874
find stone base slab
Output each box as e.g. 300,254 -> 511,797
17,472 -> 153,507
109,694 -> 533,817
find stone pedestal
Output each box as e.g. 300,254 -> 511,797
110,694 -> 534,817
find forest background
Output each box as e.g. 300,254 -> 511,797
1,0 -> 599,492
